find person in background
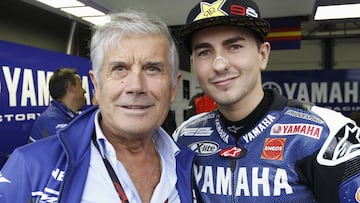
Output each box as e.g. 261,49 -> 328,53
173,0 -> 360,202
0,10 -> 199,202
29,67 -> 86,142
184,91 -> 217,120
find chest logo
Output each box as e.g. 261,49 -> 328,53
188,141 -> 220,156
271,124 -> 322,139
219,146 -> 247,159
261,138 -> 286,161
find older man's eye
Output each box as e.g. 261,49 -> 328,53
113,65 -> 126,72
145,66 -> 161,74
108,64 -> 128,79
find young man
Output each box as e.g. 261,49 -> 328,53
0,10 -> 198,202
173,0 -> 360,202
29,67 -> 86,142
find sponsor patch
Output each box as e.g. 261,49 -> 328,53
181,127 -> 213,137
188,141 -> 220,156
270,124 -> 322,139
285,109 -> 324,124
219,146 -> 247,159
261,138 -> 286,160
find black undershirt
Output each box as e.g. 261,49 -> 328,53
219,90 -> 272,143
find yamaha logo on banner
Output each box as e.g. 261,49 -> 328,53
262,69 -> 360,116
0,40 -> 93,167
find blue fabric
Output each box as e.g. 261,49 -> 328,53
30,100 -> 77,141
174,89 -> 360,203
0,106 -> 198,202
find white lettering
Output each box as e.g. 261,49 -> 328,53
311,82 -> 327,103
0,112 -> 40,122
216,167 -> 232,195
202,166 -> 215,193
252,167 -> 270,196
329,82 -> 342,103
82,75 -> 91,105
21,68 -> 37,106
3,66 -> 21,107
274,168 -> 293,195
243,115 -> 276,143
344,81 -> 358,103
37,70 -> 53,106
51,168 -> 65,181
235,168 -> 250,196
284,83 -> 297,100
283,81 -> 359,104
196,165 -> 293,196
297,83 -> 310,102
1,66 -> 91,107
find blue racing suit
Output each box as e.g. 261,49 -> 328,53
0,106 -> 198,203
173,89 -> 360,203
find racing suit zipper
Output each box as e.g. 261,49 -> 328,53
230,151 -> 237,203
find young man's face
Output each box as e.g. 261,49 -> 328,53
91,34 -> 179,138
191,25 -> 270,110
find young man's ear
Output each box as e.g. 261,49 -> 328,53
259,42 -> 271,71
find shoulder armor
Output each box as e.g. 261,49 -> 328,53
287,99 -> 314,111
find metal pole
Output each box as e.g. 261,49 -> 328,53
66,21 -> 77,55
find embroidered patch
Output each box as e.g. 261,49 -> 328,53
261,138 -> 286,160
219,146 -> 247,159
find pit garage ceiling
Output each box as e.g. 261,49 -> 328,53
84,0 -> 316,26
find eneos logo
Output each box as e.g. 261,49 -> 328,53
261,138 -> 286,160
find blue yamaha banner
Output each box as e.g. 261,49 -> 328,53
0,40 -> 93,168
262,69 -> 360,116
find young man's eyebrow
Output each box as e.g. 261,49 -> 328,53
222,36 -> 245,46
193,42 -> 211,51
193,36 -> 246,51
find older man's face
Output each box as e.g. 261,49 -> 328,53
91,34 -> 179,138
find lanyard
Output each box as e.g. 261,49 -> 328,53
92,132 -> 129,203
92,132 -> 169,203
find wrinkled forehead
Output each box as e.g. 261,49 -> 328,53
104,34 -> 170,59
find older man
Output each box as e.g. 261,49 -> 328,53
0,10 -> 198,203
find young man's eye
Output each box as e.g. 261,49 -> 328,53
196,49 -> 210,57
230,44 -> 242,50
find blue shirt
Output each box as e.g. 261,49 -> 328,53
81,110 -> 181,203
